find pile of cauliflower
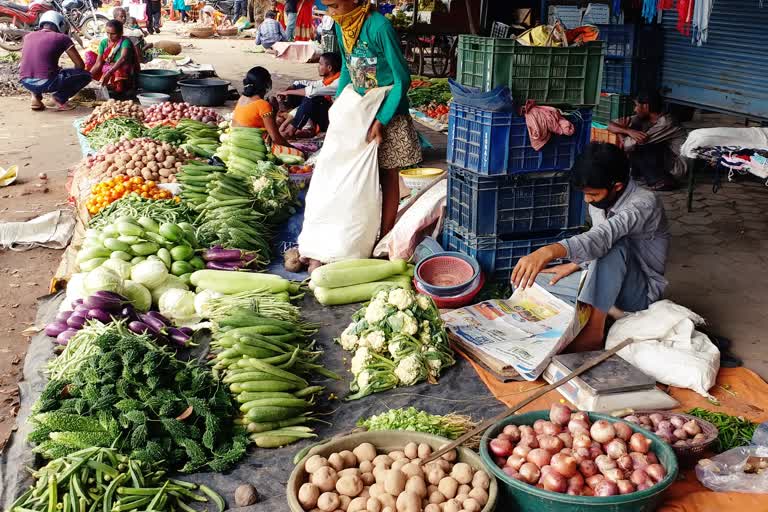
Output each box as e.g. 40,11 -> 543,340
338,288 -> 455,400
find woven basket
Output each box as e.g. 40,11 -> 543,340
189,27 -> 214,38
630,410 -> 719,464
216,27 -> 238,36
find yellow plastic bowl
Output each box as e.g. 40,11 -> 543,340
399,167 -> 447,191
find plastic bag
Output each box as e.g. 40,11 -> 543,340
234,16 -> 251,30
448,79 -> 514,112
298,85 -> 390,262
696,445 -> 768,493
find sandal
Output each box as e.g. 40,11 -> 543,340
31,103 -> 46,111
54,102 -> 76,111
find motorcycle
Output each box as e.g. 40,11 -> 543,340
61,0 -> 107,41
0,0 -> 104,52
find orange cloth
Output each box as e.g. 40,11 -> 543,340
463,350 -> 768,512
232,98 -> 273,128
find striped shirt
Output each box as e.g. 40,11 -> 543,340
559,179 -> 670,302
255,18 -> 287,46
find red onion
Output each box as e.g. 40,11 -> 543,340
533,419 -> 547,434
490,438 -> 513,457
519,433 -> 539,448
594,479 -> 619,496
519,463 -> 541,484
649,413 -> 664,427
623,415 -> 640,424
629,433 -> 652,454
526,448 -> 553,468
589,444 -> 604,459
541,472 -> 567,493
629,452 -> 649,470
674,439 -> 688,447
630,469 -> 650,486
494,456 -> 506,467
645,464 -> 666,483
669,415 -> 685,429
550,453 -> 578,478
590,420 -> 617,444
571,411 -> 590,425
506,454 -> 525,471
557,432 -> 573,449
503,424 -> 521,441
513,445 -> 532,459
568,473 -> 584,490
581,486 -> 595,496
539,465 -> 555,477
616,480 -> 636,495
496,432 -> 514,442
605,439 -> 628,460
692,433 -> 706,444
578,459 -> 598,477
572,447 -> 591,463
636,481 -> 652,491
502,466 -> 520,479
541,422 -> 563,436
673,428 -> 687,440
614,422 -> 633,442
617,454 -> 634,473
568,419 -> 590,435
537,435 -> 564,453
573,433 -> 592,450
657,420 -> 673,433
519,425 -> 535,437
585,474 -> 605,488
603,468 -> 624,483
683,419 -> 701,436
595,455 -> 617,473
561,447 -> 572,455
549,403 -> 572,426
646,452 -> 659,465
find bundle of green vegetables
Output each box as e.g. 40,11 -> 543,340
146,124 -> 187,146
407,77 -> 451,108
309,258 -> 414,306
30,325 -> 248,472
177,118 -> 222,158
10,447 -> 226,512
85,117 -> 147,150
215,126 -> 276,166
358,406 -> 479,441
89,195 -> 197,230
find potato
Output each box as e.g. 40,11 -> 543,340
378,493 -> 396,511
340,450 -> 357,468
418,443 -> 432,459
373,455 -> 393,468
427,485 -> 438,495
359,460 -> 373,473
306,455 -> 330,474
437,477 -> 458,499
463,498 -> 481,512
347,497 -> 367,512
454,493 -> 469,505
338,495 -> 351,511
373,466 -> 388,484
451,463 -> 473,485
435,459 -> 452,472
141,169 -> 153,180
468,488 -> 488,506
311,466 -> 338,493
159,168 -> 172,178
442,498 -> 460,512
234,484 -> 258,507
405,476 -> 427,498
382,508 -> 394,512
359,487 -> 370,499
337,468 -> 360,479
395,490 -> 419,512
317,492 -> 340,512
383,470 -> 407,496
367,497 -> 382,512
353,443 -> 377,463
428,490 -> 445,505
361,472 -> 375,486
425,505 -> 441,512
388,451 -> 406,460
426,466 -> 445,486
391,460 -> 408,472
336,475 -> 364,497
400,463 -> 423,480
471,471 -> 490,491
457,484 -> 471,496
439,445 -> 457,462
328,453 -> 345,472
403,442 -> 418,459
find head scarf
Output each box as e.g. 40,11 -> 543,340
332,2 -> 370,54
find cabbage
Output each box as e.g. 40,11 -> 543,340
130,259 -> 168,290
158,288 -> 199,324
122,280 -> 152,311
84,266 -> 123,295
101,259 -> 132,280
63,273 -> 88,311
194,289 -> 223,318
150,275 -> 188,304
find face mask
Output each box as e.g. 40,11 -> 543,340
589,196 -> 616,210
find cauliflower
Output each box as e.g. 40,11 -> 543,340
365,330 -> 387,353
419,321 -> 432,344
364,299 -> 389,324
251,176 -> 269,192
400,312 -> 419,336
416,294 -> 432,311
394,353 -> 424,386
350,347 -> 371,376
388,288 -> 415,311
373,290 -> 389,302
356,369 -> 372,390
340,324 -> 359,351
388,340 -> 401,359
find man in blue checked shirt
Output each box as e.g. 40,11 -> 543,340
511,142 -> 671,353
255,10 -> 288,49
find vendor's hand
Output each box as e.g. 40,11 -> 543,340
540,262 -> 581,286
99,73 -> 110,85
367,120 -> 384,145
511,245 -> 564,289
626,129 -> 648,144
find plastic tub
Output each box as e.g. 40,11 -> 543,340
399,167 -> 447,192
138,69 -> 181,93
414,272 -> 486,309
480,410 -> 679,512
178,78 -> 231,107
137,92 -> 171,106
287,431 -> 498,512
415,251 -> 481,296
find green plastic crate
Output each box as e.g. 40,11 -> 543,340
594,93 -> 635,125
456,36 -> 605,106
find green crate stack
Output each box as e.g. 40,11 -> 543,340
593,93 -> 635,125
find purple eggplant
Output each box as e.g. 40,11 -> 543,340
45,321 -> 69,337
203,248 -> 246,262
167,327 -> 191,347
71,298 -> 84,308
179,327 -> 194,336
139,313 -> 167,335
87,309 -> 113,324
91,290 -> 126,301
56,310 -> 74,323
56,329 -> 78,345
145,311 -> 172,326
84,293 -> 124,312
66,314 -> 87,329
128,321 -> 151,335
74,304 -> 90,314
206,260 -> 247,271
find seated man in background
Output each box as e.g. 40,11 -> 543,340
609,92 -> 687,191
255,10 -> 287,49
278,51 -> 340,138
510,143 -> 670,352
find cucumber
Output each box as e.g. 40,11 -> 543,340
130,242 -> 159,256
311,258 -> 408,288
313,275 -> 413,306
116,222 -> 143,237
159,223 -> 183,242
137,217 -> 160,233
170,245 -> 195,261
102,238 -> 131,253
110,251 -> 132,261
79,258 -> 107,272
156,248 -> 172,268
130,256 -> 146,265
117,235 -> 141,244
171,260 -> 194,276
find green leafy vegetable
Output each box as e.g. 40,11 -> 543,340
85,117 -> 147,149
357,406 -> 477,441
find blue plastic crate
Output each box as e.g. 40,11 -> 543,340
442,221 -> 580,283
597,24 -> 636,59
447,103 -> 592,176
446,167 -> 586,237
602,58 -> 633,94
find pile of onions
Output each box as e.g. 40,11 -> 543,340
623,413 -> 707,448
82,138 -> 188,183
46,291 -> 192,347
144,102 -> 222,126
488,404 -> 668,497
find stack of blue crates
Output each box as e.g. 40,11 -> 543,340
598,24 -> 662,97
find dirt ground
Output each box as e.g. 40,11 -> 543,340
0,26 -> 766,452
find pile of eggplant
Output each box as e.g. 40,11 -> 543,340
202,246 -> 261,271
46,291 -> 193,347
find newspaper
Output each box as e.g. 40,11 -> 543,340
442,284 -> 589,381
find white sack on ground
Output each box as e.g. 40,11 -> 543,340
298,85 -> 390,262
0,210 -> 76,251
605,300 -> 720,398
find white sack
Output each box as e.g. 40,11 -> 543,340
298,85 -> 390,262
681,127 -> 768,158
605,300 -> 720,398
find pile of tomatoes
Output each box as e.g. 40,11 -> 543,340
86,176 -> 179,215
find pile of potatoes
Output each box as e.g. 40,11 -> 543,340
296,442 -> 491,512
81,138 -> 189,183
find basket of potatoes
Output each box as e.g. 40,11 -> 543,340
287,431 -> 498,512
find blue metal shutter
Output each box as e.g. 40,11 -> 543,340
661,0 -> 768,119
